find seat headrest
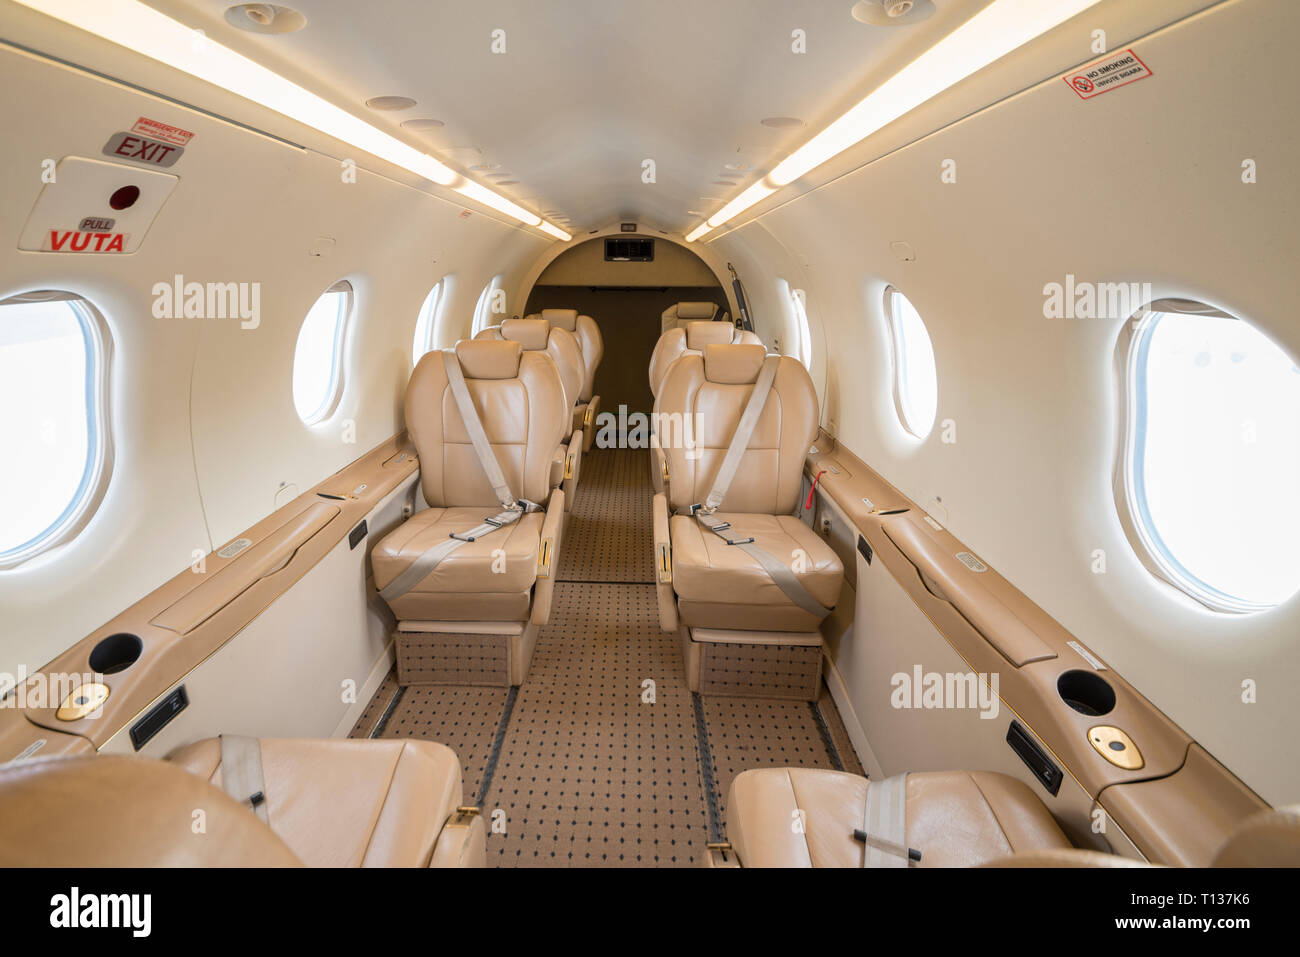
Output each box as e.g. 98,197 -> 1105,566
453,339 -> 522,379
500,317 -> 551,352
675,301 -> 717,320
684,320 -> 736,350
541,308 -> 579,331
703,343 -> 768,384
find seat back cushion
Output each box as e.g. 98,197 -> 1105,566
407,339 -> 566,507
661,300 -> 719,332
537,308 -> 602,401
480,319 -> 583,412
657,343 -> 817,514
0,754 -> 302,867
648,327 -> 688,398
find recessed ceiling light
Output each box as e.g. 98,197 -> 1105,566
224,3 -> 306,33
850,0 -> 936,27
400,118 -> 445,131
686,210 -> 703,215
724,162 -> 752,171
469,162 -> 500,171
365,95 -> 417,111
761,116 -> 805,129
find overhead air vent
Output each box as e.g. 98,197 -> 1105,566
605,238 -> 654,262
850,0 -> 935,26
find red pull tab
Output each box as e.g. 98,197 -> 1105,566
805,469 -> 826,511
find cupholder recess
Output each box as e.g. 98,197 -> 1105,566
1057,669 -> 1116,716
88,633 -> 143,675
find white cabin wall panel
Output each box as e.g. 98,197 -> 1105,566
0,45 -> 545,676
709,1 -> 1300,803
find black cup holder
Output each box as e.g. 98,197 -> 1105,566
88,633 -> 143,676
1057,669 -> 1116,716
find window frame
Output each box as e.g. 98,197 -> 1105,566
1118,299 -> 1299,614
882,285 -> 939,441
292,279 -> 354,426
0,291 -> 112,568
789,285 -> 813,368
412,279 -> 444,365
471,275 -> 503,335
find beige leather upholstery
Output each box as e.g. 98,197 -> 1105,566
476,318 -> 587,508
0,753 -> 303,867
656,344 -> 842,630
726,767 -> 1072,868
476,319 -> 584,426
529,308 -> 604,451
671,514 -> 843,630
172,738 -> 473,868
1212,803 -> 1300,867
535,308 -> 602,405
0,738 -> 483,868
373,339 -> 566,621
661,300 -> 719,332
648,320 -> 762,399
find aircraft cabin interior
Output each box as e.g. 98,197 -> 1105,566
0,0 -> 1296,924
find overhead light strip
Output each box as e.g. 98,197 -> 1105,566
15,0 -> 571,240
686,0 -> 1104,241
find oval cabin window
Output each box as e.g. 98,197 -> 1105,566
292,281 -> 353,425
0,293 -> 110,566
883,286 -> 938,440
1125,304 -> 1300,611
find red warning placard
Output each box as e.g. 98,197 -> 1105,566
1065,48 -> 1152,100
130,116 -> 195,146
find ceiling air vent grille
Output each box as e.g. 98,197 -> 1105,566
604,238 -> 654,262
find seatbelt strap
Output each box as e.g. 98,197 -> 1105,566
692,511 -> 832,619
442,351 -> 516,511
379,351 -> 541,604
377,504 -> 536,603
703,355 -> 779,511
853,772 -> 919,867
219,734 -> 269,824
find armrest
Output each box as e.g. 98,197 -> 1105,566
428,808 -> 486,868
653,492 -> 678,632
582,395 -> 601,452
561,430 -> 583,512
531,487 -> 566,626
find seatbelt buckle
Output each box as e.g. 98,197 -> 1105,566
483,517 -> 504,528
449,531 -> 477,542
689,503 -> 716,517
724,536 -> 755,546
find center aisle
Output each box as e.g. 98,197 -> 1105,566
352,447 -> 863,868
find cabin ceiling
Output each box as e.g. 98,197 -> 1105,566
140,0 -> 994,234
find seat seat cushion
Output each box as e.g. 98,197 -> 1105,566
372,507 -> 542,621
727,767 -> 1072,868
171,738 -> 463,868
670,512 -> 843,630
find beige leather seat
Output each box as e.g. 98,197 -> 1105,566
726,767 -> 1071,868
527,308 -> 603,451
476,317 -> 585,508
654,344 -> 842,632
661,300 -> 721,333
648,319 -> 762,400
372,339 -> 566,624
0,739 -> 484,868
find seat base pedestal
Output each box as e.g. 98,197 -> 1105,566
396,621 -> 538,687
682,627 -> 823,701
